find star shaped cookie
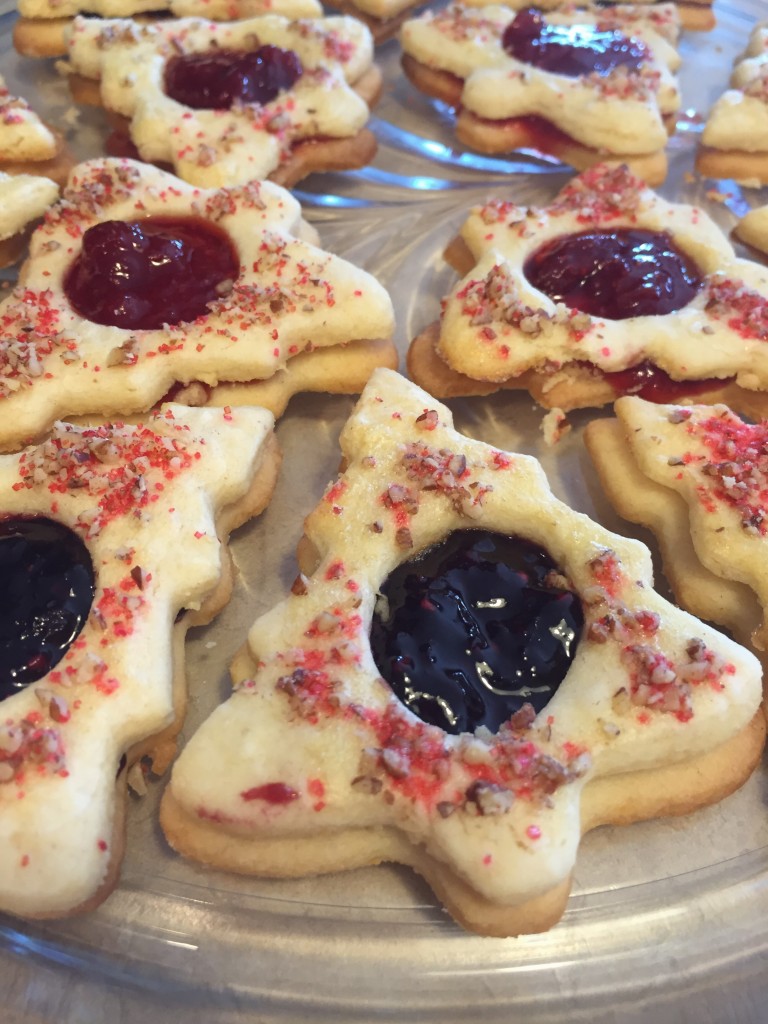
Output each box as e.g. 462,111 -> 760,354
586,396 -> 768,683
0,74 -> 72,184
697,21 -> 768,187
400,3 -> 681,184
14,0 -> 322,58
65,14 -> 381,188
0,158 -> 396,453
407,163 -> 768,418
160,369 -> 763,937
457,0 -> 712,33
0,402 -> 279,917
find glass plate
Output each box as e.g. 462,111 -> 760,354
1,2 -> 768,1021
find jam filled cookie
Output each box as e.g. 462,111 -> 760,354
65,14 -> 381,188
160,368 -> 764,938
697,21 -> 768,187
0,403 -> 280,918
585,396 -> 768,688
458,0 -> 712,33
13,0 -> 322,59
407,163 -> 768,418
0,158 -> 396,452
0,173 -> 59,269
400,4 -> 681,184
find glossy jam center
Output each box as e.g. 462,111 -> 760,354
501,7 -> 649,78
164,46 -> 303,110
64,216 -> 239,330
0,517 -> 95,700
370,530 -> 583,736
524,228 -> 703,320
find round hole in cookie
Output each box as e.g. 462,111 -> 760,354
524,228 -> 703,320
163,46 -> 303,111
501,7 -> 650,79
63,216 -> 240,331
0,516 -> 95,700
369,529 -> 583,736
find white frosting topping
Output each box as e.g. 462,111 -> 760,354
168,368 -> 761,908
66,14 -> 375,186
400,4 -> 680,155
0,158 -> 395,451
436,163 -> 768,389
0,75 -> 57,163
0,403 -> 275,916
0,173 -> 59,242
702,21 -> 768,154
20,0 -> 321,23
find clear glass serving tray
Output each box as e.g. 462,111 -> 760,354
1,2 -> 767,1021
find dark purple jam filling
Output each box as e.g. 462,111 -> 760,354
501,7 -> 649,78
524,228 -> 703,320
370,530 -> 583,736
64,216 -> 239,330
164,46 -> 303,110
0,517 -> 95,700
603,361 -> 731,402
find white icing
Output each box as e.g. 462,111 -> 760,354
400,4 -> 680,155
66,14 -> 374,187
0,173 -> 59,241
167,369 -> 762,908
0,403 -> 275,916
435,164 -> 768,390
0,159 -> 395,451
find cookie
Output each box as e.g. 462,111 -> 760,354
407,163 -> 768,418
400,4 -> 681,184
0,74 -> 72,185
0,172 -> 59,269
322,0 -> 427,45
0,158 -> 396,452
0,402 -> 280,918
160,368 -> 764,938
735,203 -> 768,259
13,0 -> 322,58
697,21 -> 768,187
64,14 -> 381,188
585,396 -> 768,686
458,0 -> 713,33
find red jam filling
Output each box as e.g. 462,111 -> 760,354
524,228 -> 703,320
602,361 -> 731,402
164,46 -> 303,110
0,517 -> 95,700
501,7 -> 649,78
64,216 -> 239,331
370,530 -> 583,736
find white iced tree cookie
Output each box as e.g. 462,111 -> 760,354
0,158 -> 396,453
0,403 -> 280,917
160,369 -> 764,937
65,14 -> 381,187
407,163 -> 768,419
586,396 -> 768,684
400,4 -> 681,184
698,21 -> 768,187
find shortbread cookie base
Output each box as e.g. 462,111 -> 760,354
160,711 -> 764,937
323,0 -> 426,44
584,418 -> 762,650
12,16 -> 71,57
696,146 -> 768,188
401,55 -> 669,185
0,228 -> 33,269
407,321 -> 768,418
676,2 -> 714,30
